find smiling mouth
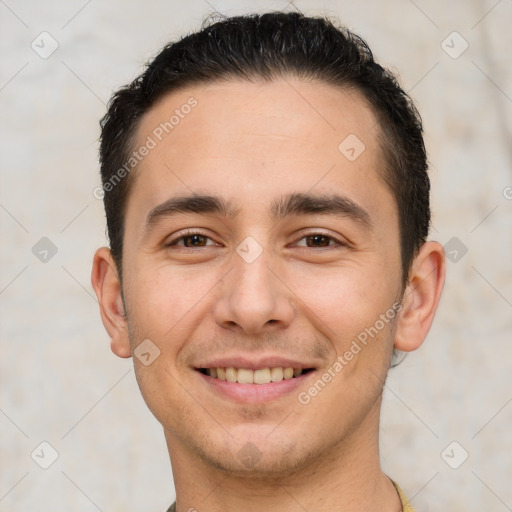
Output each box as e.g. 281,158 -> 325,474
197,367 -> 314,384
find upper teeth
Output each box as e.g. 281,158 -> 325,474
207,367 -> 303,384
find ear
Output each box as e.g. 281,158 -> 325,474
394,241 -> 446,352
91,247 -> 132,358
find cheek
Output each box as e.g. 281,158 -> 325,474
287,261 -> 396,340
128,263 -> 214,326
124,264 -> 217,422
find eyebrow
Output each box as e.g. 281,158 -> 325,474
144,195 -> 240,233
144,192 -> 372,234
271,192 -> 371,227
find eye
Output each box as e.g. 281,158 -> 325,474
294,233 -> 347,249
166,231 -> 218,248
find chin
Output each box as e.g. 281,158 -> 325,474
190,432 -> 321,479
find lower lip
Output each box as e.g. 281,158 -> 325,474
197,371 -> 313,403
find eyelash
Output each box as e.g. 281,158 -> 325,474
166,230 -> 348,250
166,230 -> 218,249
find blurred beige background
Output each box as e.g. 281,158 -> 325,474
1,0 -> 511,510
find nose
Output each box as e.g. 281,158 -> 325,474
213,246 -> 295,335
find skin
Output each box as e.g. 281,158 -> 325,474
92,77 -> 445,512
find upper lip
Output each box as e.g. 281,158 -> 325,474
195,355 -> 316,370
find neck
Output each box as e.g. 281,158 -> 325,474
165,398 -> 402,512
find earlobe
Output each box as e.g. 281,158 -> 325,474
91,247 -> 132,359
394,241 -> 446,352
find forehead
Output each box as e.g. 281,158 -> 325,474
128,77 -> 390,221
136,77 -> 379,157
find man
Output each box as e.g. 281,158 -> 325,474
91,12 -> 445,511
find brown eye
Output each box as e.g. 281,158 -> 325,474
181,234 -> 208,247
295,233 -> 344,248
167,232 -> 217,248
305,235 -> 332,247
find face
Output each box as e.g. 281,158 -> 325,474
117,78 -> 405,475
